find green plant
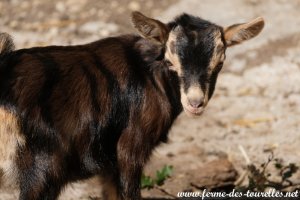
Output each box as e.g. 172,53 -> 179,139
141,165 -> 173,189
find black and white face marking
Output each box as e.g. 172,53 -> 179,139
165,15 -> 226,116
131,11 -> 264,117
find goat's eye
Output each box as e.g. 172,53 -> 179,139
165,60 -> 173,67
216,62 -> 223,71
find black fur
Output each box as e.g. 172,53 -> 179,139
0,13 -> 229,200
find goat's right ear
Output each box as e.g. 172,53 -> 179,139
131,11 -> 169,45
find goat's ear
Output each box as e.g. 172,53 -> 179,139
224,17 -> 264,47
131,11 -> 169,45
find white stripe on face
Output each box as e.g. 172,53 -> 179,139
165,32 -> 183,76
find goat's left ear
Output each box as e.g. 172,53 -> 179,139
224,17 -> 264,47
131,11 -> 169,45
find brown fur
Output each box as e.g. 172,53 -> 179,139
224,17 -> 265,46
0,33 -> 15,54
0,108 -> 25,184
0,12 -> 264,200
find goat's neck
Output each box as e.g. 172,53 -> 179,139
132,36 -> 183,118
149,61 -> 183,119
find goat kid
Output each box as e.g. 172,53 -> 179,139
0,12 -> 264,200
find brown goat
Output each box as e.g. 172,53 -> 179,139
0,12 -> 264,200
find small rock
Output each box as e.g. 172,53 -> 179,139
128,1 -> 141,11
9,21 -> 18,29
81,21 -> 119,35
189,159 -> 238,190
55,2 -> 66,13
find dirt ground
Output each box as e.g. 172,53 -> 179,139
0,0 -> 300,199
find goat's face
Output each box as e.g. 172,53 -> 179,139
132,12 -> 264,116
164,22 -> 225,116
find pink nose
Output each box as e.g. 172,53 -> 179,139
188,98 -> 204,108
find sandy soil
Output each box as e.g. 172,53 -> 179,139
0,0 -> 300,199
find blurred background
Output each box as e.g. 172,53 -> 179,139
1,0 -> 300,199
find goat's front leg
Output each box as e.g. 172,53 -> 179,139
117,130 -> 149,200
101,173 -> 120,200
17,151 -> 63,200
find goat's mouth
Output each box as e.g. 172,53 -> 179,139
183,105 -> 205,116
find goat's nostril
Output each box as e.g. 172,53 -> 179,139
188,98 -> 204,108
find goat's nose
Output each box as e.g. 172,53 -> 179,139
188,98 -> 204,108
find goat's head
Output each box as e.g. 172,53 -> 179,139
132,12 -> 264,116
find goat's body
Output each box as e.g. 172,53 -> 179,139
0,11 -> 264,199
0,35 -> 181,199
